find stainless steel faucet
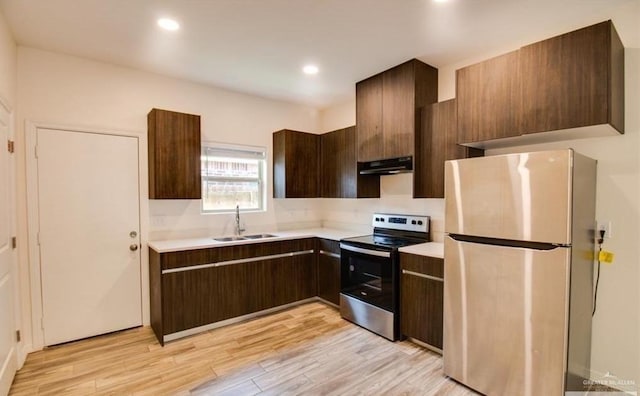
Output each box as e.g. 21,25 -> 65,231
235,204 -> 245,236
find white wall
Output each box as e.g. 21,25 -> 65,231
318,98 -> 356,132
14,47 -> 323,348
0,10 -> 15,107
319,11 -> 640,388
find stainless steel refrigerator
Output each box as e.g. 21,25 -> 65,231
443,149 -> 596,395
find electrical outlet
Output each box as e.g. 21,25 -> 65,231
597,220 -> 612,238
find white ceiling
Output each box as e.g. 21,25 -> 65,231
0,0 -> 638,108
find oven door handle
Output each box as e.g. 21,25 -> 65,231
340,243 -> 391,258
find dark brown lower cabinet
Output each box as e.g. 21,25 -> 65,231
316,239 -> 341,305
150,238 -> 317,345
400,252 -> 444,350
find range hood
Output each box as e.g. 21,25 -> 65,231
358,156 -> 413,175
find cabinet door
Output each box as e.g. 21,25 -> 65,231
317,239 -> 341,305
273,130 -> 319,198
321,127 -> 379,198
456,51 -> 522,144
400,253 -> 444,349
401,272 -> 444,349
317,254 -> 340,305
415,100 -> 483,198
520,20 -> 623,134
356,75 -> 383,162
271,252 -> 317,306
382,61 -> 415,159
320,127 -> 349,198
148,108 -> 202,199
162,264 -> 250,335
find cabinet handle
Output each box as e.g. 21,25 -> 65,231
319,250 -> 340,259
163,249 -> 315,274
340,243 -> 390,258
402,269 -> 443,282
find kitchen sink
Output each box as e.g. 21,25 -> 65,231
213,234 -> 277,242
213,236 -> 247,242
243,233 -> 277,239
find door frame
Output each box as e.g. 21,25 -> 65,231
25,121 -> 148,350
0,95 -> 21,391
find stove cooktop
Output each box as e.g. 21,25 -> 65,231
340,213 -> 431,251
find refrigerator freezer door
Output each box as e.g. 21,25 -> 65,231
443,236 -> 570,396
445,149 -> 572,244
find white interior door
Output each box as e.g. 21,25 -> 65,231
37,128 -> 142,346
0,105 -> 17,395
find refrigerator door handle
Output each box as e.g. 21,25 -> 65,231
448,233 -> 564,250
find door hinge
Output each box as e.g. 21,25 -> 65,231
37,232 -> 40,246
34,145 -> 38,158
11,236 -> 16,249
16,330 -> 20,342
7,140 -> 14,153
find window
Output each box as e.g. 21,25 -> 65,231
201,143 -> 266,213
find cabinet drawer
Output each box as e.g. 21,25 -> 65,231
399,252 -> 443,279
160,238 -> 316,270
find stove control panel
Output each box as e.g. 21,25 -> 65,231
372,213 -> 429,233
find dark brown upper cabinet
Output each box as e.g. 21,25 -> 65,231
456,51 -> 522,145
414,100 -> 483,198
320,126 -> 380,198
148,108 -> 202,199
456,20 -> 624,148
520,20 -> 624,135
273,129 -> 319,198
356,75 -> 383,162
356,59 -> 438,162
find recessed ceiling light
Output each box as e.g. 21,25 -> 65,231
303,65 -> 319,75
157,18 -> 180,31
433,0 -> 449,3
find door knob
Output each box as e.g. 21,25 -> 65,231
129,244 -> 139,251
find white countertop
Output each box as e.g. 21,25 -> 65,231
398,242 -> 444,259
148,227 -> 368,253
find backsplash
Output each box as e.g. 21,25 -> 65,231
149,198 -> 323,240
149,173 -> 444,241
320,173 -> 445,242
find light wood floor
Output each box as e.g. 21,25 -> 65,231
10,302 -> 476,395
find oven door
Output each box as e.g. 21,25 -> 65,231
339,243 -> 395,312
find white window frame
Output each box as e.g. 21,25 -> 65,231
201,142 -> 267,214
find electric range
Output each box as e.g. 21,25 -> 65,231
339,213 -> 430,341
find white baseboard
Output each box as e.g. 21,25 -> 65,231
17,342 -> 31,368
